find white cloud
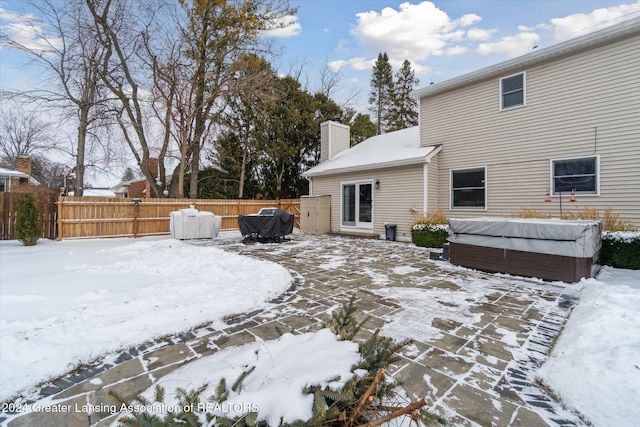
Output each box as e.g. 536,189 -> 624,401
0,6 -> 61,54
455,13 -> 482,27
476,32 -> 540,57
549,1 -> 640,41
262,14 -> 301,38
467,27 -> 496,41
350,1 -> 483,63
327,57 -> 374,72
335,39 -> 350,54
445,45 -> 468,55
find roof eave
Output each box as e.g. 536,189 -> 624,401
303,147 -> 442,178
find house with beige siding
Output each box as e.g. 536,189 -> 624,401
303,123 -> 440,241
303,17 -> 640,239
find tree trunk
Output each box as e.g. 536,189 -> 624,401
74,106 -> 89,197
239,144 -> 248,199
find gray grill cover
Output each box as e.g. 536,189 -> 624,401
448,218 -> 601,258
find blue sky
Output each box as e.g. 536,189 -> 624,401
1,0 -> 639,185
2,0 -> 640,111
266,0 -> 640,109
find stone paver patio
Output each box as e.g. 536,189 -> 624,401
3,234 -> 585,426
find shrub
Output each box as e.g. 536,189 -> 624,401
411,224 -> 448,248
510,208 -> 550,219
564,207 -> 636,232
512,206 -> 636,232
599,232 -> 640,270
411,210 -> 449,249
15,193 -> 43,246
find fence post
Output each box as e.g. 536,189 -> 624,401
56,197 -> 63,241
133,201 -> 140,238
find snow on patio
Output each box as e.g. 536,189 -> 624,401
1,232 -> 639,426
0,237 -> 292,402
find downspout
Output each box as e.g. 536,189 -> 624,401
304,175 -> 313,196
423,163 -> 428,215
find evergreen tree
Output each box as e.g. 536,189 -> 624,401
388,60 -> 420,132
121,167 -> 137,181
15,193 -> 43,246
368,52 -> 394,134
349,113 -> 377,146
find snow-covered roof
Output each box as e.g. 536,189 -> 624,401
0,167 -> 30,178
412,16 -> 640,100
303,126 -> 440,177
69,189 -> 116,197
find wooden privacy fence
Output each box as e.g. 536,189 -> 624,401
56,197 -> 301,240
0,192 -> 58,240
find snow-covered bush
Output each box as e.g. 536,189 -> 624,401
411,210 -> 449,249
411,223 -> 448,248
600,231 -> 640,270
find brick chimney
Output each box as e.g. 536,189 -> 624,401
16,155 -> 31,176
149,158 -> 159,180
320,121 -> 350,162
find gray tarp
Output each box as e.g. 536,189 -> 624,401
448,218 -> 601,258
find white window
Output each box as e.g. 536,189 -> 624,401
341,181 -> 373,228
500,72 -> 525,110
451,167 -> 486,209
551,156 -> 598,195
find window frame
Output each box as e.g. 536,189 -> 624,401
550,155 -> 599,196
499,71 -> 526,111
450,166 -> 487,210
340,180 -> 374,229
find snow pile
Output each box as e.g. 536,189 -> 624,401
537,267 -> 640,426
0,237 -> 292,402
124,329 -> 361,425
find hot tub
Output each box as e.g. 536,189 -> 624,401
447,218 -> 601,282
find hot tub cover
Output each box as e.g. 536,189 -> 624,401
448,217 -> 601,258
238,208 -> 294,240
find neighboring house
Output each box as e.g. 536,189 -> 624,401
0,156 -> 40,192
303,17 -> 640,240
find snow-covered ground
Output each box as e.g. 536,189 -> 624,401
117,329 -> 362,426
0,236 -> 292,402
536,266 -> 640,426
1,234 -> 639,426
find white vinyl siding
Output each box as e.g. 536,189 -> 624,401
310,164 -> 424,240
419,33 -> 640,226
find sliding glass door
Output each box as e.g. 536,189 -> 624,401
342,181 -> 373,228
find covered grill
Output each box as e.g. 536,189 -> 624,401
238,208 -> 294,243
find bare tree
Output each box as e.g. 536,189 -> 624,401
85,0 -> 296,198
0,108 -> 53,168
317,61 -> 359,111
0,0 -> 111,196
178,0 -> 296,198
